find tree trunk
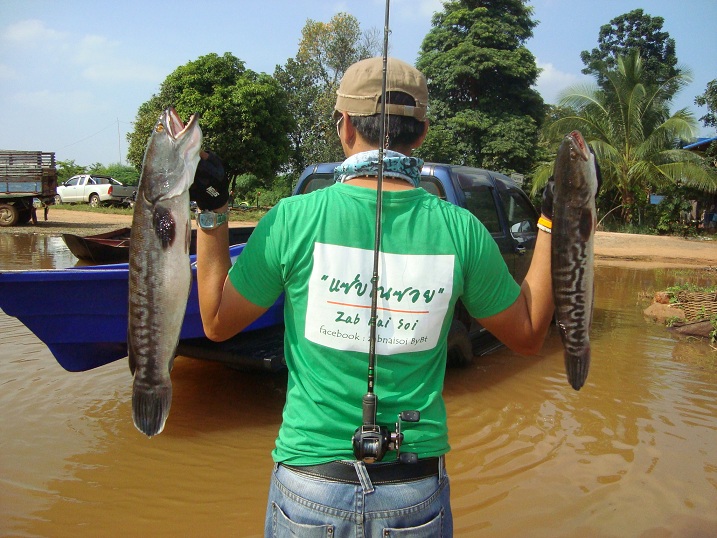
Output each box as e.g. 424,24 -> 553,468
620,189 -> 635,223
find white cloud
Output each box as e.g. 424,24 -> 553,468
74,34 -> 119,64
0,63 -> 19,80
2,19 -> 162,85
391,0 -> 443,20
415,0 -> 445,18
12,89 -> 105,114
81,60 -> 162,83
534,61 -> 591,105
2,19 -> 66,43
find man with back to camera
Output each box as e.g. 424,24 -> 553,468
191,56 -> 556,537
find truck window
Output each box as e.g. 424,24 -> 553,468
463,186 -> 501,233
499,188 -> 537,239
455,171 -> 501,233
419,177 -> 446,199
455,169 -> 502,233
65,177 -> 79,186
301,174 -> 334,194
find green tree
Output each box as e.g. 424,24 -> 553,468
297,13 -> 379,87
56,160 -> 86,184
98,163 -> 141,185
695,79 -> 717,164
275,13 -> 380,177
580,9 -> 680,100
535,52 -> 717,223
273,56 -> 336,177
416,0 -> 544,174
126,52 -> 294,186
695,79 -> 717,129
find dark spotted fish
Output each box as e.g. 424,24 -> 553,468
128,108 -> 201,436
551,130 -> 598,391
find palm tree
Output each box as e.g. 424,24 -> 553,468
533,52 -> 717,222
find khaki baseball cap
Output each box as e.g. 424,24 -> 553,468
334,57 -> 428,121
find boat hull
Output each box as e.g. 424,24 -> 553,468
61,226 -> 256,264
0,244 -> 284,371
62,227 -> 132,263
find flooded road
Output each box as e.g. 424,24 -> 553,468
1,233 -> 716,536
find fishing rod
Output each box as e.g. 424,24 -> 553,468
351,0 -> 420,464
364,0 -> 391,428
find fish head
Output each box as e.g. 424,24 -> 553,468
566,130 -> 589,162
139,107 -> 202,203
555,130 -> 598,197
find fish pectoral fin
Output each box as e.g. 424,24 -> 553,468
579,207 -> 594,241
152,205 -> 176,249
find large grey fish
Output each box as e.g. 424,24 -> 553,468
551,130 -> 598,391
128,108 -> 201,436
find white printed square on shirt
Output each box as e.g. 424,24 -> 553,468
306,243 -> 454,354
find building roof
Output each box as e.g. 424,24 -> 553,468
684,136 -> 717,150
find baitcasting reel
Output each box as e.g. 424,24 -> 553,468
352,395 -> 420,463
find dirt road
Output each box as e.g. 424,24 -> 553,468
3,208 -> 716,269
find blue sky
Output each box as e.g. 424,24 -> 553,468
1,0 -> 715,167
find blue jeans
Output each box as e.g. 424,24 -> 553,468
264,456 -> 452,537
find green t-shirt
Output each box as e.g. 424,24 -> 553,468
228,182 -> 520,465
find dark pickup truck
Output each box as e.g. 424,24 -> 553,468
182,162 -> 538,371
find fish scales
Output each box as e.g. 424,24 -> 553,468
128,108 -> 201,436
551,130 -> 598,391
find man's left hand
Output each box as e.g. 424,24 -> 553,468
190,150 -> 228,211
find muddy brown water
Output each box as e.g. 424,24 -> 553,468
1,234 -> 716,537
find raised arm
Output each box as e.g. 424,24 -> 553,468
476,181 -> 556,355
476,227 -> 553,355
191,152 -> 267,342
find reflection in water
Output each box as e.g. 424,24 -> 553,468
0,233 -> 79,270
1,244 -> 716,535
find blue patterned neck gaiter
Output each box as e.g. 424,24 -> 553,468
334,150 -> 423,187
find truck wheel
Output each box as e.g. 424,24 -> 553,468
0,203 -> 19,227
55,194 -> 62,205
89,194 -> 100,207
447,319 -> 473,368
17,208 -> 33,225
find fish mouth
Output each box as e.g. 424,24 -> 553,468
162,107 -> 198,140
568,130 -> 589,161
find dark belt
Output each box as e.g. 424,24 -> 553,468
281,457 -> 440,485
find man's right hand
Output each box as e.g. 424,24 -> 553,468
540,177 -> 555,221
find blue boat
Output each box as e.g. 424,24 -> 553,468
0,243 -> 284,372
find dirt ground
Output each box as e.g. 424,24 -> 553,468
3,208 -> 717,270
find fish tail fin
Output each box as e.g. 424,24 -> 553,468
566,347 -> 591,391
132,379 -> 172,437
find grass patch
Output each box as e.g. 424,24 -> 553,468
54,202 -> 133,216
54,202 -> 267,223
665,282 -> 717,295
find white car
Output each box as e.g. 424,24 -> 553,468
56,175 -> 135,207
